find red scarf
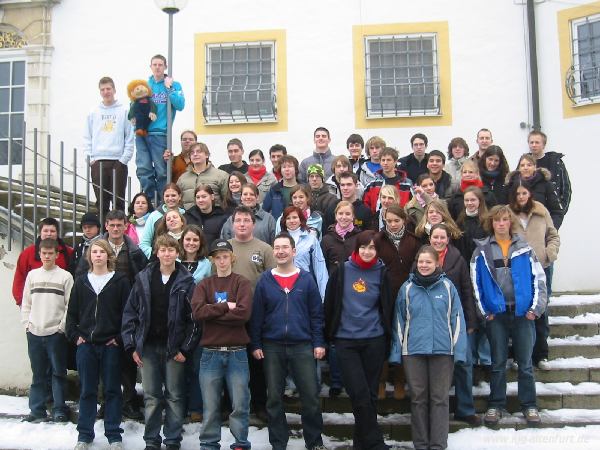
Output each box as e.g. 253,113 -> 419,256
248,165 -> 267,185
351,250 -> 378,270
437,247 -> 448,268
460,178 -> 483,192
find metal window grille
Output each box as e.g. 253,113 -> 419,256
202,41 -> 277,123
0,60 -> 24,164
567,15 -> 600,105
365,33 -> 440,118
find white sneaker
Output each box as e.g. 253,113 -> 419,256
536,358 -> 550,370
74,442 -> 90,450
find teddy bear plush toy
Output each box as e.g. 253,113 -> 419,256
127,79 -> 157,137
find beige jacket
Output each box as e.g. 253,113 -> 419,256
512,201 -> 560,268
177,163 -> 229,210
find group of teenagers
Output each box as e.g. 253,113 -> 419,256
13,124 -> 570,450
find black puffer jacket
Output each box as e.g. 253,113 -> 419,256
320,225 -> 362,274
440,245 -> 479,329
456,215 -> 487,262
66,272 -> 131,345
185,205 -> 231,246
121,262 -> 200,358
448,185 -> 497,221
506,168 -> 564,229
481,169 -> 509,204
534,151 -> 571,214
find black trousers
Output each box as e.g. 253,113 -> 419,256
90,160 -> 128,216
335,336 -> 387,450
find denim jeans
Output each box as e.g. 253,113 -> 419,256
135,134 -> 167,203
453,332 -> 475,417
199,349 -> 250,450
486,312 -> 537,410
263,341 -> 323,450
470,322 -> 492,366
335,336 -> 387,450
26,332 -> 67,418
327,344 -> 343,390
76,343 -> 123,444
185,345 -> 203,415
141,342 -> 186,448
533,264 -> 553,364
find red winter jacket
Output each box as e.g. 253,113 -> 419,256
12,238 -> 74,306
363,169 -> 413,213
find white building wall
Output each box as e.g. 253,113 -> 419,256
42,0 -> 600,293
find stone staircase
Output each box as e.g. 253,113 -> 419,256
285,294 -> 600,442
0,175 -> 92,246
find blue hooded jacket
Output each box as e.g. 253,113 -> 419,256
389,272 -> 467,364
250,269 -> 325,351
147,76 -> 184,134
470,234 -> 547,318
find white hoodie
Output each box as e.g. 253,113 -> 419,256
83,100 -> 134,164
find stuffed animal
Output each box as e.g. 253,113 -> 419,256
126,79 -> 157,137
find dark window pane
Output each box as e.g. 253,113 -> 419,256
0,115 -> 8,137
0,140 -> 7,164
12,139 -> 23,164
0,88 -> 8,112
13,61 -> 25,85
12,87 -> 24,112
11,113 -> 24,138
0,62 -> 9,86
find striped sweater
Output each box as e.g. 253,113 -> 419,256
21,266 -> 73,336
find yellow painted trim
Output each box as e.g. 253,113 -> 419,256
194,29 -> 287,134
558,2 -> 600,118
352,21 -> 452,129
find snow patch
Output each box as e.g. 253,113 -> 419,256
550,294 -> 600,306
549,313 -> 600,324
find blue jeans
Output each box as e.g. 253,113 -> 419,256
263,341 -> 323,450
199,349 -> 250,450
453,333 -> 475,417
141,342 -> 186,448
486,312 -> 537,410
76,343 -> 123,444
135,134 -> 167,202
185,345 -> 203,415
471,323 -> 492,366
26,332 -> 67,418
533,264 -> 553,364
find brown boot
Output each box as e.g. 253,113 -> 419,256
393,366 -> 406,400
378,382 -> 387,400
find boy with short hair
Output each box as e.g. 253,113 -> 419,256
21,238 -> 74,423
122,234 -> 199,450
363,147 -> 413,213
192,238 -> 253,450
359,136 -> 386,187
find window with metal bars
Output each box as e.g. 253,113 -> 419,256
567,15 -> 600,105
365,33 -> 440,118
202,41 -> 277,123
0,59 -> 24,165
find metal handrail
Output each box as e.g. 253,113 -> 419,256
2,122 -> 134,251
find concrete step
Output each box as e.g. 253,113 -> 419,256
549,335 -> 600,359
287,409 -> 600,441
549,315 -> 600,338
548,294 -> 600,317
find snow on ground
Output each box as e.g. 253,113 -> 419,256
548,334 -> 600,345
542,357 -> 600,369
1,394 -> 600,449
468,381 -> 600,396
549,294 -> 600,306
549,313 -> 600,324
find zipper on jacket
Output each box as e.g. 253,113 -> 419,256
90,293 -> 99,343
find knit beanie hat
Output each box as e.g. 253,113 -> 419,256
307,164 -> 325,180
80,212 -> 101,229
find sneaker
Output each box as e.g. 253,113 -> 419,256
329,386 -> 342,398
523,407 -> 541,426
455,414 -> 482,427
483,408 -> 502,426
189,411 -> 203,423
536,358 -> 550,370
122,403 -> 144,420
22,414 -> 49,423
74,442 -> 90,450
53,412 -> 69,423
109,443 -> 123,450
511,360 -> 519,371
